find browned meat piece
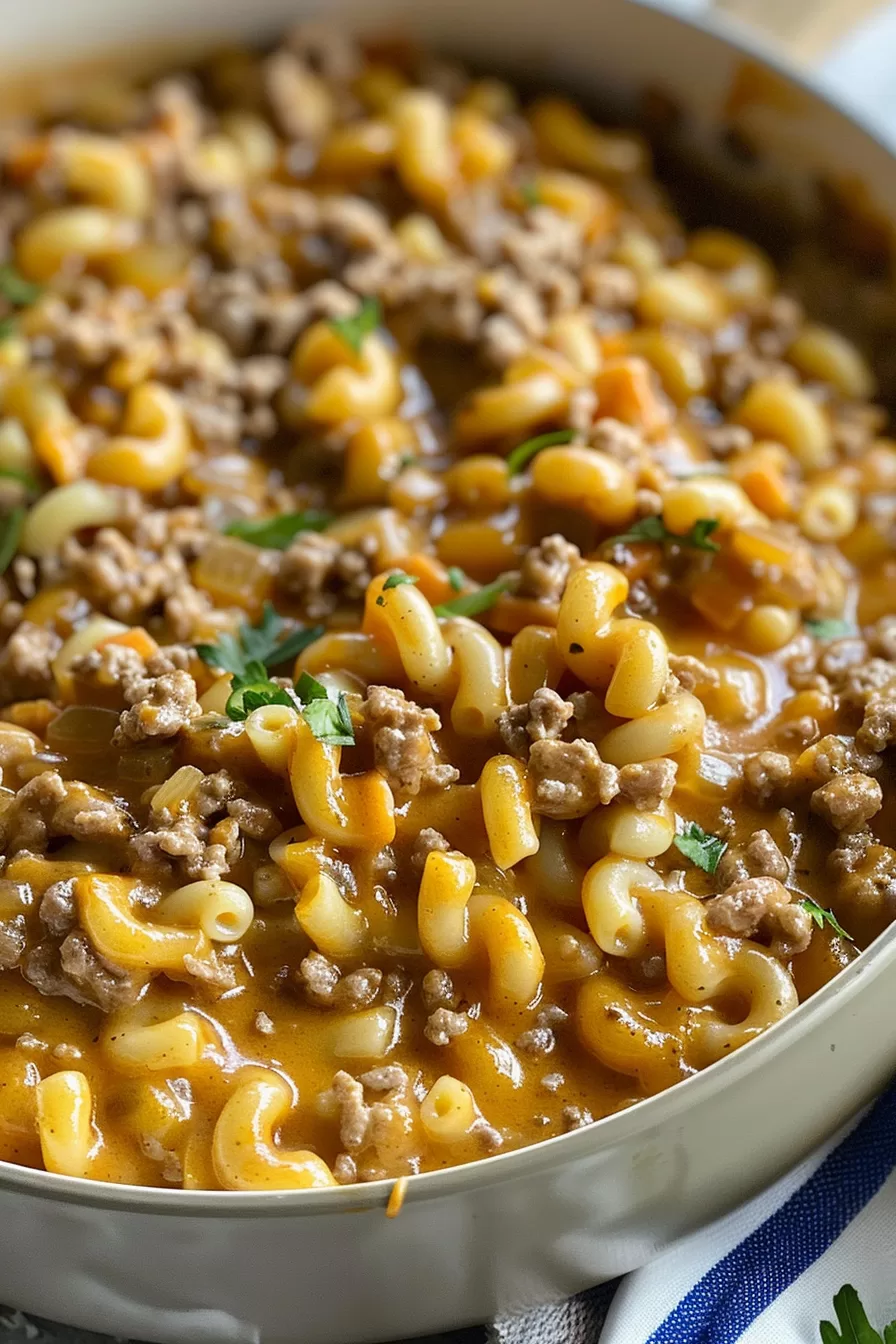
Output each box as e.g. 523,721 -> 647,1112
705,876 -> 812,959
498,687 -> 574,758
296,952 -> 383,1010
420,969 -> 456,1013
742,751 -> 792,804
718,830 -> 789,885
0,622 -> 62,701
424,1007 -> 469,1046
361,685 -> 459,798
811,772 -> 883,832
528,739 -> 619,819
23,935 -> 142,1012
517,535 -> 581,603
114,670 -> 201,745
0,771 -> 131,856
410,828 -> 450,871
617,759 -> 678,811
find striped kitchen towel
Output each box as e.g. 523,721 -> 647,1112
492,1080 -> 896,1344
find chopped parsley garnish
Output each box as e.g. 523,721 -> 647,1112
376,571 -> 419,606
506,428 -> 576,476
519,181 -> 541,208
673,822 -> 727,874
0,317 -> 17,343
224,509 -> 334,550
328,296 -> 382,356
383,571 -> 418,591
803,897 -> 852,942
397,452 -> 417,471
294,671 -> 355,746
0,263 -> 41,308
196,603 -> 322,680
0,505 -> 23,576
447,566 -> 465,592
606,515 -> 721,553
819,1283 -> 896,1344
225,673 -> 298,721
434,576 -> 513,619
805,618 -> 854,640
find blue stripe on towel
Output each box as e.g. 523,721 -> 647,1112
646,1083 -> 896,1344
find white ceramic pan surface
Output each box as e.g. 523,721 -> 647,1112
0,2 -> 895,1341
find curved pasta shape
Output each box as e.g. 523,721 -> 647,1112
557,562 -> 669,717
76,874 -> 211,972
391,88 -> 456,207
580,800 -> 675,861
454,372 -> 568,444
577,884 -> 799,1082
480,754 -> 539,870
466,891 -> 545,1008
87,382 -> 190,491
530,446 -> 636,528
3,370 -> 85,484
581,854 -> 665,958
245,703 -> 299,774
295,870 -> 368,958
156,880 -> 255,943
417,853 -> 544,1007
445,617 -> 509,736
57,133 -> 151,216
418,849 -> 476,968
21,479 -> 120,558
420,1075 -> 477,1142
599,692 -> 706,766
295,630 -> 399,686
16,205 -> 139,281
36,1071 -> 96,1178
364,573 -> 454,698
289,716 -> 395,850
212,1071 -> 336,1190
103,1012 -> 212,1072
292,322 -> 402,424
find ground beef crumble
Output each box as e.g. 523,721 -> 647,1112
705,877 -> 813,959
361,685 -> 459,798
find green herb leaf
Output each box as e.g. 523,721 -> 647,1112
506,428 -> 576,476
196,604 -> 323,680
328,296 -> 382,356
802,897 -> 852,942
819,1284 -> 888,1344
0,506 -> 24,576
606,515 -> 721,553
0,263 -> 41,308
520,181 -> 541,208
295,671 -> 355,746
0,317 -> 17,343
397,452 -> 417,471
224,509 -> 334,550
434,576 -> 513,619
805,618 -> 854,640
268,623 -> 324,668
382,571 -> 419,591
0,467 -> 39,493
225,678 -> 297,722
447,566 -> 465,592
673,822 -> 727,874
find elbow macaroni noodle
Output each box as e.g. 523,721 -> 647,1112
0,26 -> 886,1191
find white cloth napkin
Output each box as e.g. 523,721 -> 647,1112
491,1082 -> 896,1344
